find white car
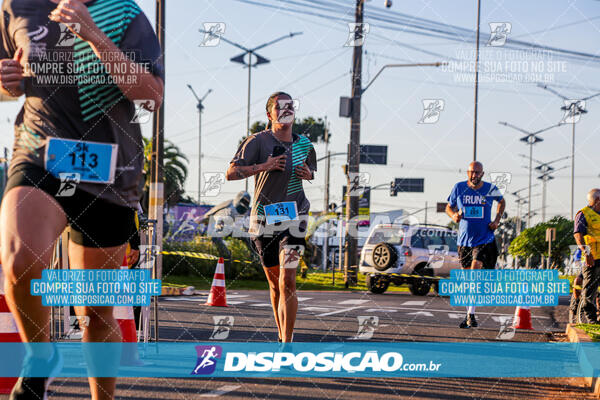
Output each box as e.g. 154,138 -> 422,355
359,224 -> 461,295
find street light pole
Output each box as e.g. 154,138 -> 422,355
199,29 -> 303,191
187,85 -> 212,204
498,121 -> 561,228
537,83 -> 600,219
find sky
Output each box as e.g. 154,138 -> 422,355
0,0 -> 598,226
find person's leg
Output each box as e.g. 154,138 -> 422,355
253,236 -> 283,341
69,241 -> 126,400
581,262 -> 599,322
278,243 -> 301,342
1,186 -> 67,350
263,266 -> 282,340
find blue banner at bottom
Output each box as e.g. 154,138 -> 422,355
0,342 -> 598,378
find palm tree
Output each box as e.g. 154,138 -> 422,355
141,137 -> 189,212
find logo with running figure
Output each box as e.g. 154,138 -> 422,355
131,100 -> 156,124
57,23 -> 80,47
348,172 -> 370,196
489,172 -> 512,195
350,316 -> 379,340
282,245 -> 304,269
418,99 -> 444,124
57,172 -> 80,197
191,345 -> 222,375
487,22 -> 511,47
200,23 -> 226,47
210,316 -> 234,340
344,23 -> 370,47
202,172 -> 226,197
496,316 -> 515,340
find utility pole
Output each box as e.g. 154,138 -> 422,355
187,85 -> 212,204
343,0 -> 364,288
322,117 -> 330,272
149,0 -> 166,342
530,155 -> 569,222
498,122 -> 561,228
537,83 -> 600,220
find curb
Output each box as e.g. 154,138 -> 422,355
566,323 -> 600,397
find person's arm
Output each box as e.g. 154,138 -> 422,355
488,198 -> 505,231
574,211 -> 593,267
445,203 -> 462,223
49,0 -> 163,108
574,232 -> 594,267
226,155 -> 285,181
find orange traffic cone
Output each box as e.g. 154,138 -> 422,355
0,282 -> 21,393
114,256 -> 143,365
206,257 -> 227,307
513,306 -> 533,330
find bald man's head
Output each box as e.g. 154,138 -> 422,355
467,161 -> 484,187
587,188 -> 600,208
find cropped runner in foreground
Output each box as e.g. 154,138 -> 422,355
573,188 -> 600,324
0,1 -> 163,399
446,161 -> 505,329
226,91 -> 316,342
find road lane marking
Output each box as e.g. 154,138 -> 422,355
200,385 -> 241,397
364,308 -> 397,313
406,311 -> 434,317
391,306 -> 550,319
338,299 -> 370,305
401,301 -> 427,306
317,306 -> 363,316
227,295 -> 249,299
448,313 -> 464,319
226,301 -> 245,305
297,297 -> 312,302
249,303 -> 272,307
304,307 -> 335,312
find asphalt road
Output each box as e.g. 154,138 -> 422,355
1,290 -> 593,399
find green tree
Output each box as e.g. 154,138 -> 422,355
508,216 -> 574,268
141,137 -> 189,212
249,117 -> 329,143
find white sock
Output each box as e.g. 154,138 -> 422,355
467,306 -> 476,315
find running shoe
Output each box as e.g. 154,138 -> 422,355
468,314 -> 478,328
10,344 -> 62,400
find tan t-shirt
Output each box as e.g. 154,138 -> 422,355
231,130 -> 317,236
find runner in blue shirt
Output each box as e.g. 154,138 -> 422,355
446,161 -> 506,329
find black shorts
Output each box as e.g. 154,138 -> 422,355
4,163 -> 136,248
458,241 -> 498,269
251,229 -> 306,268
